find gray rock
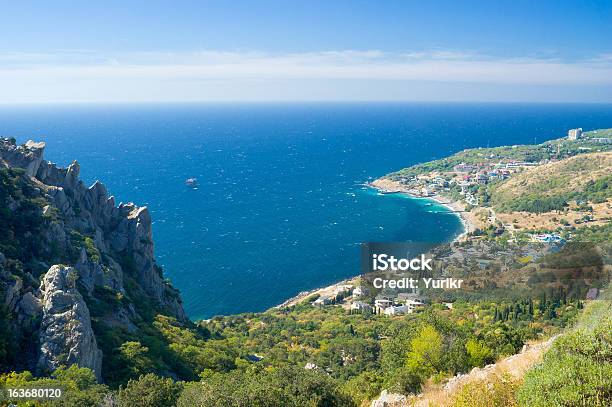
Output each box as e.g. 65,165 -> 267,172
64,160 -> 80,189
37,265 -> 103,381
0,139 -> 46,177
4,277 -> 23,311
76,248 -> 124,294
371,390 -> 407,407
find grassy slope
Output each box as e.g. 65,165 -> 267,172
489,152 -> 612,212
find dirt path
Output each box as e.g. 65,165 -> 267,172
409,336 -> 556,406
371,336 -> 556,407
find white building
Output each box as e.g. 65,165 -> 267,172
374,298 -> 393,313
352,286 -> 364,298
568,128 -> 583,140
405,299 -> 425,308
313,296 -> 332,307
350,301 -> 372,314
384,305 -> 411,316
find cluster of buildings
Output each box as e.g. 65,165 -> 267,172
351,291 -> 427,316
394,158 -> 540,206
386,128 -> 607,220
393,174 -> 449,198
374,293 -> 426,315
312,283 -> 431,317
568,128 -> 612,144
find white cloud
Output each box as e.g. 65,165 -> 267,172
1,50 -> 612,103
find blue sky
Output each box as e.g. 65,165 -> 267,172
1,1 -> 611,103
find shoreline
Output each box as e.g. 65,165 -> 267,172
368,178 -> 475,241
275,178 -> 474,309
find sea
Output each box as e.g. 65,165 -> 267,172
1,103 -> 611,319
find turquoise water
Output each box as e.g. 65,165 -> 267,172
1,103 -> 611,319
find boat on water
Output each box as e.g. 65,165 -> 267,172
185,177 -> 198,187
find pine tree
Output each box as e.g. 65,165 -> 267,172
539,292 -> 547,312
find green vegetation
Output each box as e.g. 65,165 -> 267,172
0,365 -> 108,407
517,297 -> 612,406
451,373 -> 520,407
569,222 -> 612,244
0,301 -> 561,406
491,160 -> 612,213
177,366 -> 354,407
0,168 -> 49,271
118,374 -> 183,407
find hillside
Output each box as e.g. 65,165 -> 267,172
490,152 -> 612,213
386,128 -> 612,181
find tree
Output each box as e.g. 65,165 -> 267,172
118,374 -> 183,407
0,365 -> 108,407
465,339 -> 493,368
343,371 -> 384,405
406,325 -> 443,378
177,366 -> 355,407
118,341 -> 155,379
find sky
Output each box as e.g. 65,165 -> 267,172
1,0 -> 612,103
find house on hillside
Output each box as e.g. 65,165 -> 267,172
350,301 -> 372,314
313,296 -> 332,307
374,297 -> 393,313
384,305 -> 411,316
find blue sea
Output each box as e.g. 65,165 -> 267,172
1,103 -> 611,319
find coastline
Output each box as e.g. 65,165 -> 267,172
275,177 -> 474,309
369,178 -> 475,241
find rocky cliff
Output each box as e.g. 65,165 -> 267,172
0,138 -> 187,382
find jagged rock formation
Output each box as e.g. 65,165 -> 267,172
37,265 -> 103,380
0,138 -> 187,381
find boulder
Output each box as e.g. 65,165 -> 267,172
371,390 -> 407,407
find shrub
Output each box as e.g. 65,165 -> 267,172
176,366 -> 355,407
118,373 -> 183,407
452,373 -> 520,407
517,316 -> 612,406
